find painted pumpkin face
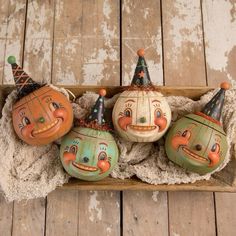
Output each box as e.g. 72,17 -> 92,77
112,90 -> 171,142
60,127 -> 119,181
12,86 -> 73,145
165,113 -> 228,175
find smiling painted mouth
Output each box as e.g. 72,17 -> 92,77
72,162 -> 98,171
129,125 -> 156,131
32,118 -> 61,136
182,147 -> 209,163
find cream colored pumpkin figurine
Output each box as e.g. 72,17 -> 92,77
112,49 -> 171,142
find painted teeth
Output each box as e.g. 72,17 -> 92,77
129,125 -> 156,131
182,147 -> 208,163
72,162 -> 98,171
33,119 -> 58,135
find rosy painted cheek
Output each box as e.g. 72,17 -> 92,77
208,152 -> 220,167
54,108 -> 68,120
21,124 -> 34,138
118,116 -> 132,131
171,135 -> 189,150
63,152 -> 76,164
154,117 -> 167,132
97,160 -> 110,173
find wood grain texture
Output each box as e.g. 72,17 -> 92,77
123,191 -> 168,236
0,194 -> 13,236
78,191 -> 120,236
202,0 -> 236,86
61,176 -> 236,192
169,192 -> 216,236
23,0 -> 54,84
12,198 -> 46,236
122,0 -> 163,86
162,0 -> 206,86
0,0 -> 10,85
1,0 -> 26,84
215,193 -> 236,236
52,0 -> 120,85
46,189 -> 79,236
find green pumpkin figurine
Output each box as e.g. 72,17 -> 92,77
165,82 -> 230,175
60,89 -> 119,181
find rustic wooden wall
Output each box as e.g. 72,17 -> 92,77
0,0 -> 236,235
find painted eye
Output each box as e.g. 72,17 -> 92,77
124,108 -> 132,117
211,143 -> 220,153
182,130 -> 191,139
155,109 -> 162,118
69,145 -> 78,154
22,117 -> 31,126
49,102 -> 60,111
98,151 -> 107,160
83,157 -> 89,163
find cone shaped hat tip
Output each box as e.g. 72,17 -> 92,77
7,56 -> 16,65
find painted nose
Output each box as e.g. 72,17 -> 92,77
38,117 -> 45,123
139,117 -> 146,123
83,157 -> 89,163
195,144 -> 202,151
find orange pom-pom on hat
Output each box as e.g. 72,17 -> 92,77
99,88 -> 106,97
137,48 -> 145,57
220,81 -> 230,90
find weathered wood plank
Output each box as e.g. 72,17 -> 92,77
78,191 -> 120,236
12,198 -> 46,236
61,176 -> 235,192
162,0 -> 206,86
215,193 -> 236,236
202,0 -> 236,86
0,0 -> 10,85
123,191 -> 168,236
122,0 -> 163,85
169,192 -> 216,236
0,194 -> 13,236
23,0 -> 54,84
122,1 -> 168,234
46,189 -> 79,236
52,0 -> 120,85
1,0 -> 26,85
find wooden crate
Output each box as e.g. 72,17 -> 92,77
1,85 -> 236,192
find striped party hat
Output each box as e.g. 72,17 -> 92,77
7,56 -> 41,99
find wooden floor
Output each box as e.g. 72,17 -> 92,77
0,0 -> 236,235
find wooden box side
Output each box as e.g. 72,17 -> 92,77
1,85 -> 235,192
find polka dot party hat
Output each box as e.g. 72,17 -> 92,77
78,89 -> 110,131
197,82 -> 230,125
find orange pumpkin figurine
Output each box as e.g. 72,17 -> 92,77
8,56 -> 73,146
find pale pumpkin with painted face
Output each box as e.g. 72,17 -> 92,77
112,90 -> 171,142
12,86 -> 73,145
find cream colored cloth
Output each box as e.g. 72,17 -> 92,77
0,85 -> 69,202
0,83 -> 236,201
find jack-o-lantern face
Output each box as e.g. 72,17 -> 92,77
112,90 -> 171,142
12,86 -> 73,145
60,127 -> 119,181
165,113 -> 228,175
